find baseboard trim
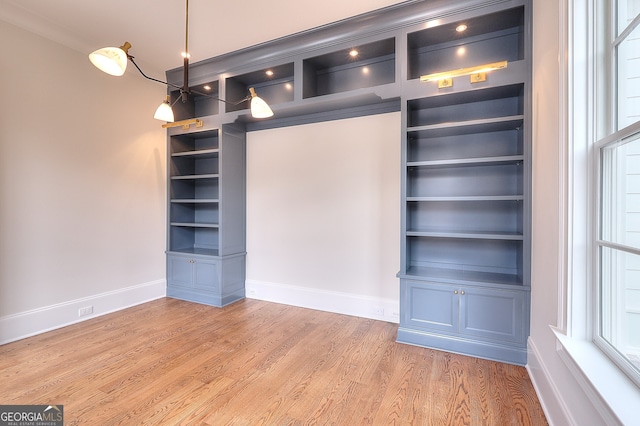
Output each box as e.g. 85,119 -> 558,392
0,279 -> 166,345
526,337 -> 573,426
398,326 -> 527,365
245,279 -> 399,323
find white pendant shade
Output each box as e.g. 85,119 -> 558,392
89,44 -> 130,76
250,96 -> 274,118
248,87 -> 274,118
154,99 -> 175,122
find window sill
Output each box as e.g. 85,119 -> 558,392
552,327 -> 639,426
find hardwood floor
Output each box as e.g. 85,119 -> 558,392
0,298 -> 547,425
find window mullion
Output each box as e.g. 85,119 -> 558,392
613,11 -> 640,47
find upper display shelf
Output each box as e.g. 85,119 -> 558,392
163,0 -> 529,125
407,6 -> 525,80
225,63 -> 295,113
303,37 -> 396,99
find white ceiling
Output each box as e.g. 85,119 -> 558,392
0,0 -> 406,76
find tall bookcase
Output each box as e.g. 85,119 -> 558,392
166,124 -> 246,307
397,5 -> 531,365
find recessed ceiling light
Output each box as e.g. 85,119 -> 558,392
203,85 -> 211,91
456,24 -> 468,32
266,70 -> 274,76
349,49 -> 359,57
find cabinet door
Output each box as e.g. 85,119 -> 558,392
167,255 -> 194,288
193,258 -> 219,292
402,280 -> 458,333
459,287 -> 525,344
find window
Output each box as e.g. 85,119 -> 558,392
594,0 -> 640,386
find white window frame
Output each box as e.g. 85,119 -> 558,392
594,124 -> 640,384
553,0 -> 640,424
592,0 -> 640,385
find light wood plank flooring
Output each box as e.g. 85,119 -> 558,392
0,298 -> 547,425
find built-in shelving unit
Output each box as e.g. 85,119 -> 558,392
398,5 -> 530,365
160,0 -> 531,364
166,125 -> 246,307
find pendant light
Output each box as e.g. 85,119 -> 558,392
88,42 -> 131,76
153,96 -> 175,122
249,88 -> 274,119
88,0 -> 273,124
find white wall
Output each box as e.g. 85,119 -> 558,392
527,0 -> 610,424
0,21 -> 167,343
245,113 -> 401,322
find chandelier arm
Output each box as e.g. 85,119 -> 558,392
129,55 -> 252,106
188,88 -> 251,106
128,56 -> 182,91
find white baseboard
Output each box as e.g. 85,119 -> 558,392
526,337 -> 573,426
245,279 -> 399,323
0,279 -> 166,345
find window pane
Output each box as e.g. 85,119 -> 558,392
600,131 -> 640,248
617,0 -> 640,36
616,22 -> 640,130
599,246 -> 640,373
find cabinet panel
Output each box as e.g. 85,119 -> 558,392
403,281 -> 458,333
167,255 -> 194,288
193,259 -> 219,292
460,287 -> 525,343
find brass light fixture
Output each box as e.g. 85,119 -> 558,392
88,0 -> 273,125
420,60 -> 508,88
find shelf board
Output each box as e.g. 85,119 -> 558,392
171,174 -> 219,180
171,148 -> 219,158
407,195 -> 524,202
407,155 -> 524,168
170,222 -> 220,228
167,248 -> 220,257
406,115 -> 524,138
402,266 -> 524,287
406,230 -> 523,240
170,199 -> 219,203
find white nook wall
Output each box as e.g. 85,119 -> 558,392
245,113 -> 401,322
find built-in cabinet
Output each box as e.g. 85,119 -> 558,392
162,0 -> 530,364
397,5 -> 530,365
166,124 -> 246,306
